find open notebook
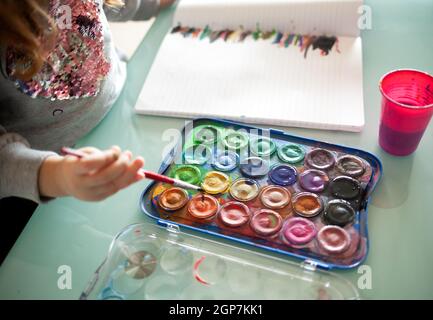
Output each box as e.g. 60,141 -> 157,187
135,0 -> 364,132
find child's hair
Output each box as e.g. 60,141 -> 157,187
0,0 -> 124,81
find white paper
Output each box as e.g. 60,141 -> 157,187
109,19 -> 155,59
135,0 -> 364,132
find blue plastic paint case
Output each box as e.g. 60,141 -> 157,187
139,118 -> 383,270
81,118 -> 382,300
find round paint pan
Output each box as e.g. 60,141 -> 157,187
259,185 -> 291,209
183,144 -> 212,165
222,130 -> 249,150
292,192 -> 323,218
194,125 -> 221,145
281,217 -> 317,246
201,171 -> 231,194
277,143 -> 306,164
212,150 -> 239,172
336,155 -> 366,177
218,201 -> 251,227
250,136 -> 276,157
323,199 -> 356,227
250,209 -> 283,237
317,225 -> 351,255
329,176 -> 362,200
229,178 -> 260,202
239,156 -> 270,178
171,165 -> 202,185
158,187 -> 189,211
305,148 -> 336,170
268,164 -> 298,186
187,193 -> 220,219
299,169 -> 329,193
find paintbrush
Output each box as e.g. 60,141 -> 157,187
60,147 -> 203,191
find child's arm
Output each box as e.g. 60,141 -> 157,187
0,125 -> 57,203
1,125 -> 144,203
104,0 -> 176,22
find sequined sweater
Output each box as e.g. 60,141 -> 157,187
0,0 -> 160,203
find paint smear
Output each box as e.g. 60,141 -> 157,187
193,256 -> 211,286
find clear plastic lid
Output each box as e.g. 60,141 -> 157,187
80,222 -> 360,300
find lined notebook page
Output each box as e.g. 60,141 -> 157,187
135,0 -> 364,132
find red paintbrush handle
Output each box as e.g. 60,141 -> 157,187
142,171 -> 175,185
61,147 -> 87,158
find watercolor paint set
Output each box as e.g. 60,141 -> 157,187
140,118 -> 382,269
81,118 -> 382,300
81,118 -> 381,300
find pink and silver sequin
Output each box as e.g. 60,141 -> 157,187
6,0 -> 110,100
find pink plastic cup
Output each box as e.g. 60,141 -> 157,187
379,69 -> 433,156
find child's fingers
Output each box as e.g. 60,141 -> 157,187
124,150 -> 132,160
91,183 -> 119,201
77,147 -> 100,155
78,146 -> 120,156
112,157 -> 145,190
75,146 -> 121,175
135,168 -> 146,181
85,151 -> 130,187
89,157 -> 144,198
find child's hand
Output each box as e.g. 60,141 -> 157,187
160,0 -> 176,9
39,146 -> 145,201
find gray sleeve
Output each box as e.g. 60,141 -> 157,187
104,0 -> 160,22
0,126 -> 57,203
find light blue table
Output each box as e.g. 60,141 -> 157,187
1,0 -> 432,299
